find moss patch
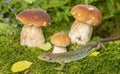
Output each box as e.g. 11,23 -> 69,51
0,34 -> 120,74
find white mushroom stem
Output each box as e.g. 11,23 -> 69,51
69,20 -> 93,45
52,46 -> 67,53
21,25 -> 45,47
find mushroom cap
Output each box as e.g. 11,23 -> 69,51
51,33 -> 71,47
71,4 -> 102,26
16,9 -> 51,27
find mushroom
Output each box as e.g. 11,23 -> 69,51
50,33 -> 71,53
69,20 -> 93,45
16,9 -> 51,47
69,4 -> 102,45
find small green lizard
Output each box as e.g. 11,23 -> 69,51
38,36 -> 120,71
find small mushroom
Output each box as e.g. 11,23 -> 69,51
69,4 -> 102,45
51,33 -> 71,53
16,9 -> 51,47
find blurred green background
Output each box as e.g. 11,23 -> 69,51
0,0 -> 120,74
0,0 -> 120,37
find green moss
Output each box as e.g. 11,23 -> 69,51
0,32 -> 120,74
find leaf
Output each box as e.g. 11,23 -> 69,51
25,0 -> 36,4
39,42 -> 52,51
89,51 -> 99,56
88,0 -> 98,4
46,0 -> 69,8
106,1 -> 115,13
11,61 -> 32,73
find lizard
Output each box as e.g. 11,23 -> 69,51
37,36 -> 120,71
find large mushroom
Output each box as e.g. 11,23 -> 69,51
69,20 -> 93,44
51,33 -> 71,53
69,4 -> 102,45
16,9 -> 51,47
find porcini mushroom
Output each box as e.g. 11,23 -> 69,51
16,9 -> 51,47
69,4 -> 102,45
51,33 -> 71,53
69,20 -> 93,44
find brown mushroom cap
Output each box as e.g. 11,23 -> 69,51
51,33 -> 71,47
16,9 -> 51,27
71,4 -> 102,26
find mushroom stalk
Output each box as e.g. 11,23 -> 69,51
21,25 -> 45,47
69,20 -> 93,45
52,46 -> 67,53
